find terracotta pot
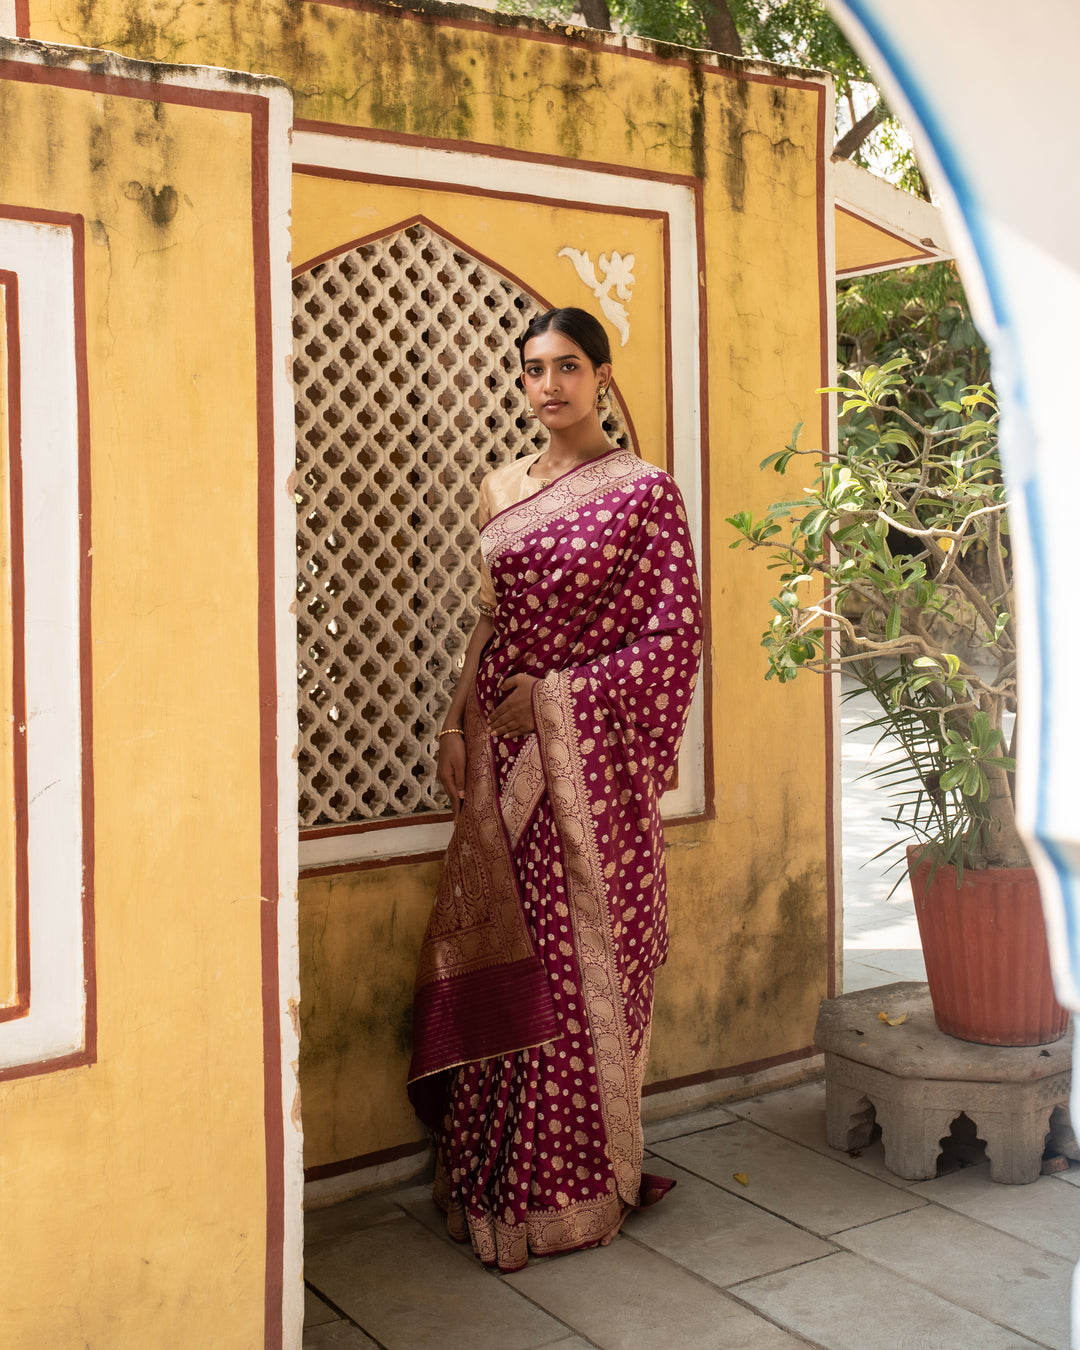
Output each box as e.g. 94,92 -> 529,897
906,847 -> 1069,1046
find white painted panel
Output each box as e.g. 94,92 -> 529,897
265,78 -> 305,1350
0,217 -> 86,1069
293,132 -> 705,865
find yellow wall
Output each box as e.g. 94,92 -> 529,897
0,54 -> 282,1348
836,206 -> 932,274
291,174 -> 669,469
23,0 -> 834,1178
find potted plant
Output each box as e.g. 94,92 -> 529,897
727,358 -> 1067,1046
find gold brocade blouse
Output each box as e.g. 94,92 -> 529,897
475,452 -> 550,616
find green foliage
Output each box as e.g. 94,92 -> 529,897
726,0 -> 867,90
727,363 -> 1024,871
837,263 -> 991,456
616,0 -> 706,45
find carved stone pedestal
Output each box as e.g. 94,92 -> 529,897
815,982 -> 1072,1184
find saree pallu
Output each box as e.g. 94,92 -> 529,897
408,448 -> 702,1270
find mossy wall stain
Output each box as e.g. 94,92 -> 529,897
650,845 -> 828,1084
299,861 -> 439,1164
26,0 -> 781,179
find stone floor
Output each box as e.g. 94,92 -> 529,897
303,684 -> 1075,1348
304,1088 -> 1080,1349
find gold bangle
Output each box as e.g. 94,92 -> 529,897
437,727 -> 464,739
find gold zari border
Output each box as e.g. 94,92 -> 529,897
533,668 -> 646,1205
480,448 -> 662,570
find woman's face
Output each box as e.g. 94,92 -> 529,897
521,330 -> 612,434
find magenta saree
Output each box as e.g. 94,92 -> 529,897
408,448 -> 702,1270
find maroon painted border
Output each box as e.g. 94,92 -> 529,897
642,1043 -> 821,1096
0,271 -> 29,1024
292,197 -> 678,846
300,848 -> 447,879
292,157 -> 714,863
296,116 -> 706,187
0,61 -> 284,1350
305,1136 -> 428,1182
834,204 -> 935,277
249,98 -> 285,1350
691,163 -> 714,822
0,208 -> 94,1073
837,252 -> 935,277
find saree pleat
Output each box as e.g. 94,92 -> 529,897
409,448 -> 702,1270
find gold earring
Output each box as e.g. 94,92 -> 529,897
596,386 -> 609,410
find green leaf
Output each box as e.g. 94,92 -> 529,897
878,427 -> 917,451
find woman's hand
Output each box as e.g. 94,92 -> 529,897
437,732 -> 468,820
489,673 -> 540,738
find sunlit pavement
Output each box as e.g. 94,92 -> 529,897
840,680 -> 928,993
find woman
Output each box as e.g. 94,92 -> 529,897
407,307 -> 703,1271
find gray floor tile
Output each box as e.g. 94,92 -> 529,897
842,959 -> 899,993
625,1159 -> 835,1286
305,1190 -> 406,1247
726,1081 -> 919,1188
303,1323 -> 380,1350
851,948 -> 928,981
836,1205 -> 1072,1349
650,1119 -> 924,1234
1052,1161 -> 1080,1188
504,1237 -> 808,1349
397,1187 -> 464,1251
305,1211 -> 570,1350
643,1102 -> 738,1144
305,1285 -> 340,1327
734,1250 -> 1044,1349
908,1161 -> 1080,1260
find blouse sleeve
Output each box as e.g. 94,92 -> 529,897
476,475 -> 497,618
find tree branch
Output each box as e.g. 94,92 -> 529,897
577,0 -> 612,30
834,99 -> 887,160
699,0 -> 743,55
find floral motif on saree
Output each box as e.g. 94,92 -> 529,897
408,448 -> 702,1269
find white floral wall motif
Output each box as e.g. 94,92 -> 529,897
558,247 -> 635,345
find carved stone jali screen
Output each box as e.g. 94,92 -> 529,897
293,222 -> 632,830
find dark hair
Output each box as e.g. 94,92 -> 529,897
517,307 -> 612,370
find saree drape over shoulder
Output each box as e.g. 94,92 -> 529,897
408,447 -> 703,1270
